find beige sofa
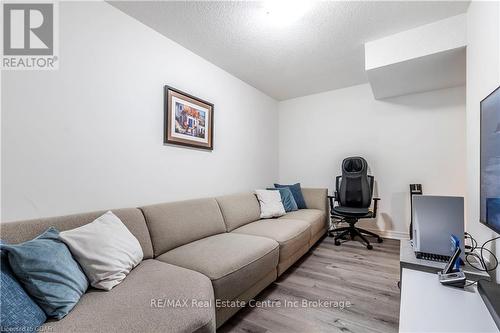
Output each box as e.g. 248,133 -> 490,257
1,188 -> 328,332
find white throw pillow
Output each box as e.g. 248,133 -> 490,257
255,189 -> 286,219
59,211 -> 143,291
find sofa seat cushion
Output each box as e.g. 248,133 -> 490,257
43,259 -> 215,333
279,209 -> 326,237
157,233 -> 279,301
232,218 -> 310,261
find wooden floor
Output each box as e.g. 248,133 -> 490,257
219,236 -> 401,333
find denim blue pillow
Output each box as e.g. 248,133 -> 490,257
274,183 -> 307,209
267,187 -> 298,212
0,245 -> 47,331
0,227 -> 88,319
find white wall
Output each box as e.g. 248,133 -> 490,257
279,84 -> 466,238
1,1 -> 278,222
466,0 -> 500,281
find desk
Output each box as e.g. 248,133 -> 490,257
399,268 -> 498,332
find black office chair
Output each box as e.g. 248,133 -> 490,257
328,157 -> 382,249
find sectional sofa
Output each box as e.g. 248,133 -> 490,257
1,188 -> 328,333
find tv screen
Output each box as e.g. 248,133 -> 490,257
480,85 -> 500,234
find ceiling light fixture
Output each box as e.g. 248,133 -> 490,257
263,0 -> 312,27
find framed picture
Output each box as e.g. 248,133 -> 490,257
164,86 -> 214,150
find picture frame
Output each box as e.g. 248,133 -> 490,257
164,86 -> 214,150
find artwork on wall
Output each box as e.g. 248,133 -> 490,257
164,86 -> 214,150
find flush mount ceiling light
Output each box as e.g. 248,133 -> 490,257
262,0 -> 313,27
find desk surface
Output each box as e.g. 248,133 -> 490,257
399,268 -> 498,333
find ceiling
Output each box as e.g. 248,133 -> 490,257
110,1 -> 470,101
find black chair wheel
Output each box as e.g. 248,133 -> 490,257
367,244 -> 373,250
334,240 -> 341,246
377,238 -> 383,243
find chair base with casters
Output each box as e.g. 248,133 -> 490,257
328,196 -> 383,250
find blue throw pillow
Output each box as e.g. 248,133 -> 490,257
274,183 -> 307,209
0,227 -> 88,319
0,244 -> 47,332
267,187 -> 298,212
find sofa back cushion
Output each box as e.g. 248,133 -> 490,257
140,198 -> 226,256
216,193 -> 261,231
301,188 -> 329,214
0,208 -> 154,260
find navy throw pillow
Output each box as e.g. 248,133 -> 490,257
267,187 -> 298,212
0,244 -> 47,332
0,227 -> 89,319
274,183 -> 307,209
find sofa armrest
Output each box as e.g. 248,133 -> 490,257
301,188 -> 329,215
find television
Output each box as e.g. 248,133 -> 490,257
480,85 -> 500,234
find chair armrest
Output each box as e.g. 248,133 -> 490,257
327,195 -> 339,225
371,197 -> 380,218
327,195 -> 336,212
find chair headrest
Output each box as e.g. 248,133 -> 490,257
342,157 -> 368,174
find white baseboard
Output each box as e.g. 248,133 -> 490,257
361,227 -> 409,240
330,222 -> 409,240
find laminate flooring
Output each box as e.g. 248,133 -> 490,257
219,236 -> 401,333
